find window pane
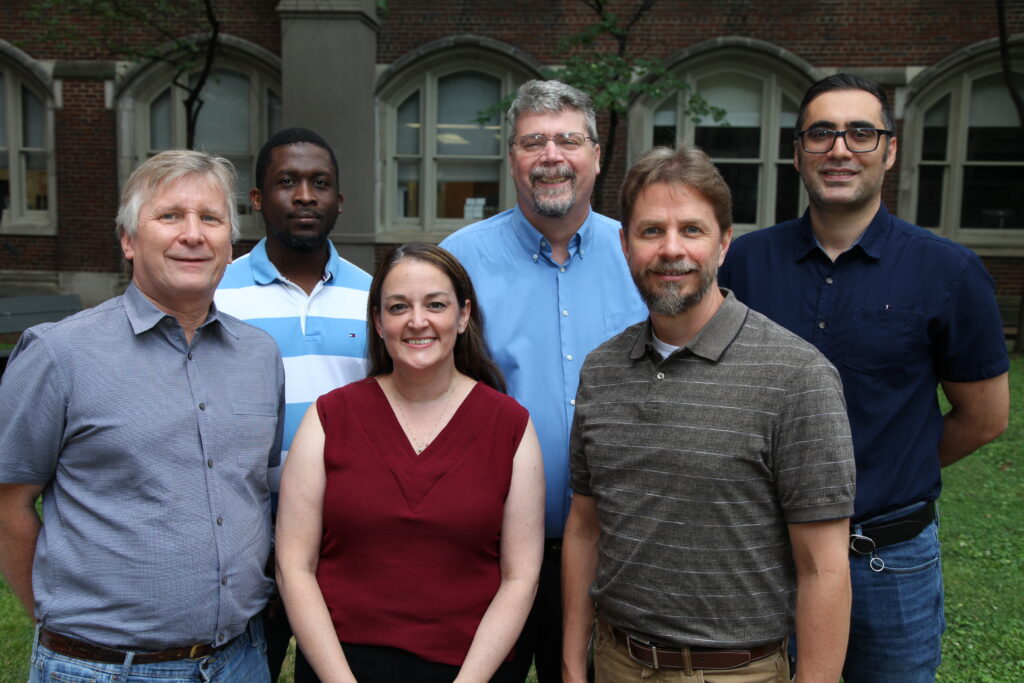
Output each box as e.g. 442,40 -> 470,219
775,162 -> 800,223
397,160 -> 420,218
268,90 -> 282,136
22,86 -> 45,148
717,163 -> 758,224
24,150 -> 47,210
696,72 -> 761,158
0,150 -> 9,217
397,90 -> 420,155
191,69 -> 251,155
921,95 -> 949,162
653,98 -> 677,148
435,160 -> 499,219
231,156 -> 253,214
967,73 -> 1024,162
961,165 -> 1024,228
916,165 -> 944,227
778,95 -> 798,158
150,88 -> 172,151
436,72 -> 501,156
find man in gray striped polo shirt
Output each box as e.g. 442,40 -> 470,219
562,145 -> 856,683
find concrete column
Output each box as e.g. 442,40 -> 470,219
277,0 -> 378,272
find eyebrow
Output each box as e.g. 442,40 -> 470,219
806,119 -> 879,129
383,291 -> 451,301
153,202 -> 226,216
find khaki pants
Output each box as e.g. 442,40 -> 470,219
593,617 -> 790,683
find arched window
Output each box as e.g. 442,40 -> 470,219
905,49 -> 1024,248
377,39 -> 540,240
118,37 -> 281,239
0,44 -> 55,235
630,44 -> 814,232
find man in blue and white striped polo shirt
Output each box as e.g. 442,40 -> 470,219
216,128 -> 371,680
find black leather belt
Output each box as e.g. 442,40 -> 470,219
610,625 -> 782,670
39,628 -> 234,664
850,500 -> 936,555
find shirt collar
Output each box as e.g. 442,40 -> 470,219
510,205 -> 596,263
247,237 -> 340,285
628,289 -> 747,363
795,203 -> 892,262
123,282 -> 238,339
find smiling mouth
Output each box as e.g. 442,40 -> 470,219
404,338 -> 437,346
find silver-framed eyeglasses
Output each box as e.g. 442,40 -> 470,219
794,128 -> 893,154
513,132 -> 594,153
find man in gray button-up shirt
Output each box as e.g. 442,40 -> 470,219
0,151 -> 284,682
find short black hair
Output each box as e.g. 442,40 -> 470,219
254,127 -> 340,191
796,73 -> 896,134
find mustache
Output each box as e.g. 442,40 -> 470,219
646,259 -> 697,275
287,210 -> 323,220
530,164 -> 576,182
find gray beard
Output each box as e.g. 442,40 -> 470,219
532,188 -> 576,218
634,265 -> 716,316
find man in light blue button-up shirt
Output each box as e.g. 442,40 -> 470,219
441,80 -> 646,682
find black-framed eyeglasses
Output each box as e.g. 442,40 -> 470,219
794,128 -> 894,154
512,132 -> 595,153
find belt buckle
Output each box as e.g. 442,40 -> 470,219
627,636 -> 660,669
188,643 -> 205,660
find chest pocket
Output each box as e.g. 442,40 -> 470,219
232,401 -> 279,467
843,307 -> 920,375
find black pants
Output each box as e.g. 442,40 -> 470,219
262,596 -> 293,681
508,540 -> 563,682
295,642 -> 513,683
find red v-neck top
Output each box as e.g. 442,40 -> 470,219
314,377 -> 529,666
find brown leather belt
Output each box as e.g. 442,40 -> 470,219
610,625 -> 782,670
39,627 -> 233,665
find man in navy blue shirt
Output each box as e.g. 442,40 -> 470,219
719,73 -> 1010,683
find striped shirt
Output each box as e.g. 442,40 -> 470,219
216,238 -> 371,491
570,291 -> 855,648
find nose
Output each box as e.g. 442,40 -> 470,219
178,213 -> 204,244
827,132 -> 853,158
294,180 -> 315,204
539,138 -> 567,162
660,229 -> 687,260
407,305 -> 428,328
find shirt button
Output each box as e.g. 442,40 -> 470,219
656,372 -> 665,380
559,267 -> 566,273
216,517 -> 223,526
562,310 -> 569,317
207,459 -> 214,468
570,399 -> 576,406
199,402 -> 206,411
221,577 -> 227,586
818,321 -> 827,329
566,354 -> 573,361
532,254 -> 539,261
218,632 -> 225,643
825,277 -> 834,285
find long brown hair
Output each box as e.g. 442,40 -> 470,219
367,243 -> 506,393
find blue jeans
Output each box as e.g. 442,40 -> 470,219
29,618 -> 270,682
843,503 -> 945,683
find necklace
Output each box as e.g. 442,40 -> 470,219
386,376 -> 456,454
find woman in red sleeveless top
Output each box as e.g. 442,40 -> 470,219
276,243 -> 544,683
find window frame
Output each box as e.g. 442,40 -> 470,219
0,53 -> 56,236
629,51 -> 813,234
116,38 -> 281,241
902,56 -> 1024,254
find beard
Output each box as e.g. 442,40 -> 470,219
530,164 -> 577,218
632,259 -> 717,316
268,213 -> 334,252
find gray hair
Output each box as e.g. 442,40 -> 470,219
506,79 -> 599,147
116,150 -> 240,241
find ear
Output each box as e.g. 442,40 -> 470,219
373,307 -> 384,338
619,226 -> 629,259
792,139 -> 801,173
120,229 -> 135,262
458,299 -> 471,334
718,226 -> 734,266
337,193 -> 345,212
884,135 -> 898,171
250,187 -> 262,212
594,142 -> 602,175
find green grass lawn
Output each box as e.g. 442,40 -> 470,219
2,358 -> 1021,682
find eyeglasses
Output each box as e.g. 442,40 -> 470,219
512,132 -> 594,153
794,128 -> 893,154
